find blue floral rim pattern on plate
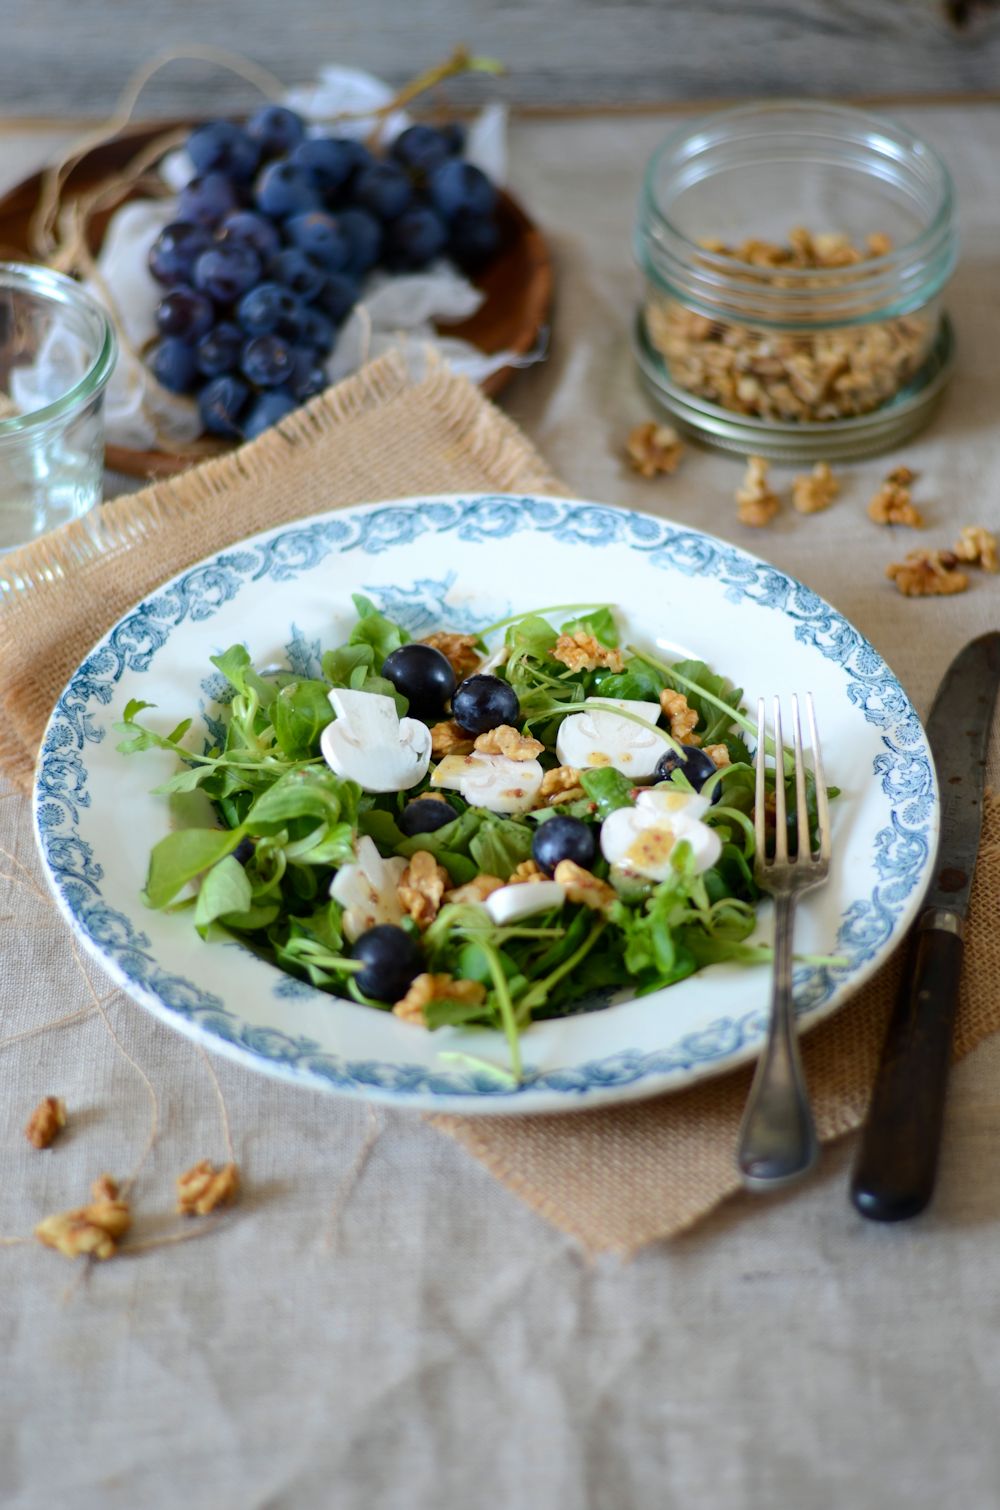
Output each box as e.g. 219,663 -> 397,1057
33,495 -> 937,1105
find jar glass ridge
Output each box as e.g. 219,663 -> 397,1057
634,101 -> 958,460
0,263 -> 116,555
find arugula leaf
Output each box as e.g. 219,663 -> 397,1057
348,593 -> 409,661
664,659 -> 744,744
116,701 -> 194,757
560,605 -> 619,648
505,613 -> 558,658
209,645 -> 278,708
145,826 -> 245,909
590,666 -> 661,702
358,808 -> 408,850
272,678 -> 334,760
423,996 -> 494,1030
579,767 -> 635,817
194,855 -> 252,929
323,643 -> 373,685
244,767 -> 360,833
395,808 -> 484,861
468,817 -> 534,880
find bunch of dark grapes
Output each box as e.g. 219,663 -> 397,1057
146,107 -> 501,440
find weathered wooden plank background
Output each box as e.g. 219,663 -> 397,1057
4,0 -> 1000,116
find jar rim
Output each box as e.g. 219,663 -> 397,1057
0,263 -> 117,439
638,100 -> 956,324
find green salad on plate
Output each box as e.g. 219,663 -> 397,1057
118,598 -> 832,1079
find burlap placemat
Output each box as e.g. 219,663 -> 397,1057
1,348 -> 996,1254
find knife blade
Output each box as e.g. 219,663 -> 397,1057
851,631 -> 1000,1222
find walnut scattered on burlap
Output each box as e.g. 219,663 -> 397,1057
660,688 -> 699,743
35,1174 -> 131,1261
644,227 -> 929,425
792,461 -> 840,515
624,421 -> 684,478
954,525 -> 999,573
398,851 -> 450,929
473,724 -> 544,761
868,466 -> 924,527
553,860 -> 617,913
431,720 -> 475,757
176,1160 -> 240,1217
886,549 -> 969,597
393,973 -> 487,1026
420,631 -> 481,679
443,874 -> 504,905
551,633 -> 625,673
25,1096 -> 67,1149
735,456 -> 781,528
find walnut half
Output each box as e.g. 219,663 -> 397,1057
886,549 -> 969,597
393,973 -> 487,1026
625,421 -> 685,478
25,1096 -> 67,1149
35,1175 -> 131,1261
176,1160 -> 240,1217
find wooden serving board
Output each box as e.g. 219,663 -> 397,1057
0,120 -> 553,478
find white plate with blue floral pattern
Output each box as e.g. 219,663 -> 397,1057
33,494 -> 938,1114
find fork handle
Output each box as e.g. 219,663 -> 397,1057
738,893 -> 819,1189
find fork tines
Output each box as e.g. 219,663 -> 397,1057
754,693 -> 831,872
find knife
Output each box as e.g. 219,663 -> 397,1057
850,631 -> 1000,1223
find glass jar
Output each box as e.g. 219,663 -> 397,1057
0,264 -> 117,554
634,102 -> 957,461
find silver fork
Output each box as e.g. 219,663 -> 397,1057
737,693 -> 831,1190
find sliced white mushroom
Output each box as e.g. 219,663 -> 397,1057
600,787 -> 721,880
555,697 -> 665,778
330,836 -> 407,941
485,880 -> 567,926
430,751 -> 544,814
637,787 -> 712,821
320,688 -> 432,793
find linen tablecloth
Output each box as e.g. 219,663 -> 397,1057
2,104 -> 1000,1510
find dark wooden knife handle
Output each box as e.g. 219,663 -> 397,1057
850,918 -> 964,1222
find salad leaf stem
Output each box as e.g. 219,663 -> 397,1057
518,919 -> 607,1014
478,603 -> 613,637
481,941 -> 523,1081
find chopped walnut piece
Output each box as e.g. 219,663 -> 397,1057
625,421 -> 685,479
393,973 -> 487,1026
420,631 -> 481,680
660,688 -> 699,744
430,720 -> 475,757
886,550 -> 969,597
444,873 -> 504,905
473,724 -> 544,761
509,859 -> 547,885
954,525 -> 999,573
866,232 -> 894,258
25,1096 -> 67,1149
538,765 -> 586,805
34,1175 -> 131,1261
868,466 -> 923,527
176,1160 -> 240,1216
553,860 -> 617,913
645,229 -> 927,425
736,456 -> 781,527
397,850 -> 450,929
551,632 -> 625,674
705,744 -> 731,769
792,461 -> 840,515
